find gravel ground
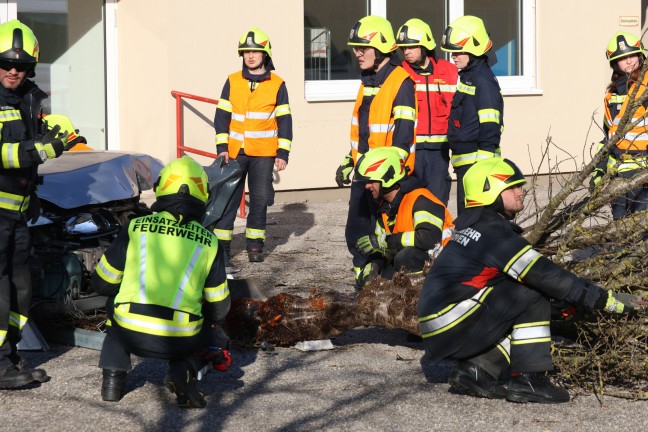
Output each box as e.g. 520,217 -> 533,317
2,187 -> 647,432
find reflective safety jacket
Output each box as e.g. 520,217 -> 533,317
377,178 -> 453,253
603,73 -> 648,173
447,58 -> 503,168
350,61 -> 417,171
93,211 -> 231,338
215,69 -> 293,161
0,80 -> 48,220
401,58 -> 457,151
418,207 -> 603,339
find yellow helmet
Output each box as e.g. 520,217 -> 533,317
348,16 -> 397,54
355,147 -> 407,189
441,15 -> 492,57
464,158 -> 525,208
397,18 -> 436,51
155,156 -> 209,204
606,31 -> 645,63
0,20 -> 39,75
238,27 -> 272,57
44,114 -> 80,144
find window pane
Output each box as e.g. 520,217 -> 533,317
304,0 -> 367,80
19,0 -> 107,149
387,0 -> 447,59
465,0 -> 521,76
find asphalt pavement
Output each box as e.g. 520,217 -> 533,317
2,191 -> 647,432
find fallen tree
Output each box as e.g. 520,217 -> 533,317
223,60 -> 648,399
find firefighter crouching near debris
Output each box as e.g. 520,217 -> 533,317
213,27 -> 293,264
92,157 -> 231,408
335,16 -> 416,289
353,147 -> 453,288
591,31 -> 648,219
396,18 -> 457,205
0,20 -> 70,389
418,157 -> 645,403
441,16 -> 503,215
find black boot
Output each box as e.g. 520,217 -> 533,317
0,365 -> 35,389
506,373 -> 570,403
15,357 -> 50,383
247,247 -> 264,263
101,369 -> 127,402
448,361 -> 507,399
165,360 -> 206,408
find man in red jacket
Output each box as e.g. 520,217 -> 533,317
396,18 -> 457,206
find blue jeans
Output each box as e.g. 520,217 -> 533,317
215,154 -> 275,251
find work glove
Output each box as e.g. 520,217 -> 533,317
335,154 -> 354,187
33,125 -> 68,163
355,261 -> 382,290
355,233 -> 388,256
589,167 -> 604,192
596,289 -> 645,314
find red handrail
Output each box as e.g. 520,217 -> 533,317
171,90 -> 246,218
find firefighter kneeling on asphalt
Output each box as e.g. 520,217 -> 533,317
353,147 -> 453,288
92,156 -> 232,408
417,157 -> 646,403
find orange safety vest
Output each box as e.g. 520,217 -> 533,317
227,71 -> 283,157
350,67 -> 416,171
608,72 -> 648,152
381,188 -> 454,247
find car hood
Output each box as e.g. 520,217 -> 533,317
37,151 -> 164,209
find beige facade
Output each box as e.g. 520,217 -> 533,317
112,0 -> 641,191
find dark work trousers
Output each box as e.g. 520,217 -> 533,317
414,149 -> 451,206
393,247 -> 430,273
611,169 -> 648,220
214,154 -> 275,252
98,300 -> 210,371
345,179 -> 379,270
453,164 -> 471,216
0,218 -> 32,370
422,279 -> 553,377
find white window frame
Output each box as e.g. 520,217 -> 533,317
304,0 -> 539,101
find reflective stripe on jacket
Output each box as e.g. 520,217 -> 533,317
225,71 -> 287,157
447,59 -> 503,168
401,59 -> 457,151
379,187 -> 454,249
350,66 -> 417,171
0,80 -> 47,218
112,212 -> 225,337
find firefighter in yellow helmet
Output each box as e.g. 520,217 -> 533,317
418,157 -> 644,403
0,20 -> 69,389
441,15 -> 504,215
397,18 -> 458,206
591,31 -> 648,219
93,156 -> 231,408
213,27 -> 293,264
353,147 -> 453,289
43,114 -> 92,151
336,16 -> 417,289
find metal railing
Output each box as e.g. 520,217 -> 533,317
171,90 -> 246,218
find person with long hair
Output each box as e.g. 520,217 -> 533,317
592,31 -> 648,219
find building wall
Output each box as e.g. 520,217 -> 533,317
116,0 -> 641,190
